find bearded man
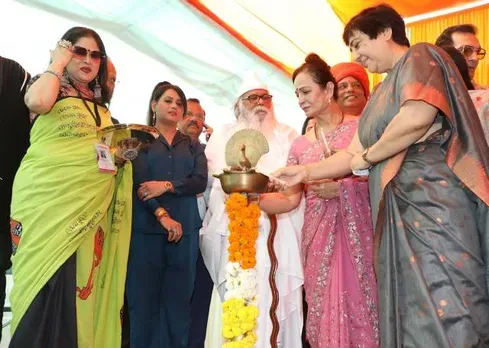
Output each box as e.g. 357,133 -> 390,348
200,73 -> 304,347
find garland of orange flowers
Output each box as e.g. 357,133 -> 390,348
222,193 -> 261,347
226,193 -> 260,269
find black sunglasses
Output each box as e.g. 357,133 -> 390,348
72,45 -> 105,60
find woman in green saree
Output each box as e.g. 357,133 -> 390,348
9,27 -> 132,347
271,4 -> 489,347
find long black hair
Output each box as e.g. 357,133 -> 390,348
440,46 -> 475,90
147,81 -> 187,126
61,26 -> 110,105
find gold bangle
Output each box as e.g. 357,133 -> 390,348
156,209 -> 169,220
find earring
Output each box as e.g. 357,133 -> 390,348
152,111 -> 156,126
94,77 -> 102,101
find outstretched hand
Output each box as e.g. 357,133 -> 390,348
269,165 -> 307,190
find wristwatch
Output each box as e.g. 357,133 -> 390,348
362,148 -> 375,166
164,181 -> 174,192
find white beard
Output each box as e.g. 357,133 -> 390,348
236,103 -> 276,136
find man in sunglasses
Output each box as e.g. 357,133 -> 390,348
0,56 -> 31,343
201,72 -> 304,347
435,24 -> 487,89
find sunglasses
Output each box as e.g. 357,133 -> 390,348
457,45 -> 486,60
242,94 -> 273,103
72,46 -> 105,61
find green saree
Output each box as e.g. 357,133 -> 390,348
10,97 -> 132,347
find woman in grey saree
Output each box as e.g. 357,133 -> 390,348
270,4 -> 489,347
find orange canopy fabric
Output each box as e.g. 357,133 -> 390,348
328,0 -> 483,23
187,0 -> 351,74
189,0 -> 488,87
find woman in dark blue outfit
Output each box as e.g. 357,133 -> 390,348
126,82 -> 208,348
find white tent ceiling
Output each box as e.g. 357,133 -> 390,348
1,0 -> 313,132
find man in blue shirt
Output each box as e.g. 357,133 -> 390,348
179,98 -> 214,348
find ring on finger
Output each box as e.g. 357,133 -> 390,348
58,39 -> 71,48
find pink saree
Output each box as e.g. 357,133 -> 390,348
287,119 -> 379,347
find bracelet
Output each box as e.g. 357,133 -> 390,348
362,147 -> 375,166
248,194 -> 261,204
156,209 -> 169,220
44,70 -> 61,80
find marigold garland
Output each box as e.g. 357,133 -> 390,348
225,193 -> 260,269
222,193 -> 260,347
222,298 -> 259,339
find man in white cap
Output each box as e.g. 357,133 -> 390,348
201,72 -> 304,347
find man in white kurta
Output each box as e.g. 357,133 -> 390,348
200,73 -> 304,347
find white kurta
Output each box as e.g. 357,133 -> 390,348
200,122 -> 305,347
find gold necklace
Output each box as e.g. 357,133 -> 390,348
313,112 -> 344,140
314,113 -> 344,158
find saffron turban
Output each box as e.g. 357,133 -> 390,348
331,62 -> 370,98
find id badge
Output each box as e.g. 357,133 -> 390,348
94,143 -> 116,173
352,169 -> 369,177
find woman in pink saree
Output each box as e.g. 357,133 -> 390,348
259,54 -> 379,347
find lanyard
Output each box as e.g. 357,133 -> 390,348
69,78 -> 102,127
80,95 -> 101,127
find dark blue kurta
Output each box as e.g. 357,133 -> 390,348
127,131 -> 207,348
